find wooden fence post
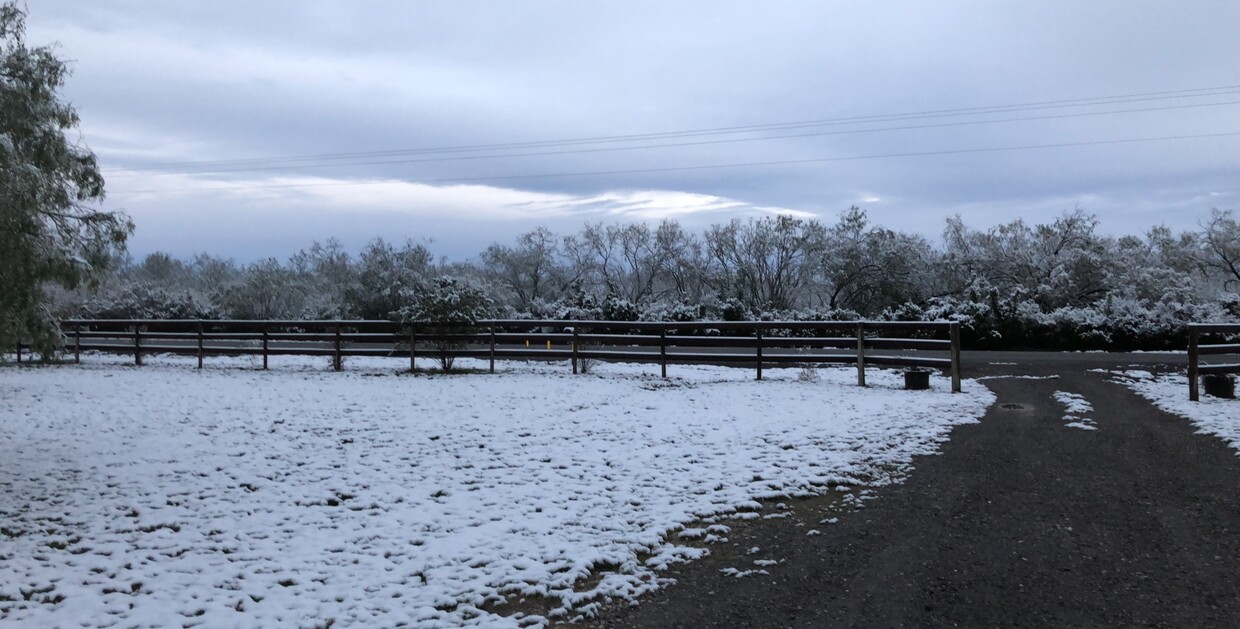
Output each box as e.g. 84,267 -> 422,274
409,325 -> 417,373
74,323 -> 81,364
950,322 -> 962,393
660,326 -> 668,379
262,323 -> 269,370
755,326 -> 763,381
856,321 -> 866,387
489,325 -> 496,374
333,322 -> 342,371
134,325 -> 142,366
571,327 -> 579,375
196,320 -> 204,369
1188,325 -> 1199,402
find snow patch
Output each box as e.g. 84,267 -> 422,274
1108,370 -> 1240,454
0,353 -> 993,627
1054,391 -> 1097,430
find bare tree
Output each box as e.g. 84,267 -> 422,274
704,215 -> 821,311
481,227 -> 564,311
1200,209 -> 1240,290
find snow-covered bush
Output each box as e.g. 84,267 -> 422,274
393,276 -> 495,371
78,286 -> 218,320
600,295 -> 639,322
640,301 -> 703,322
548,287 -> 602,321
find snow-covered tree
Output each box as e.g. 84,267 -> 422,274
481,227 -> 564,312
394,276 -> 495,371
704,215 -> 821,311
216,258 -> 313,319
816,206 -> 933,314
1200,209 -> 1240,290
942,209 -> 1113,312
563,222 -> 680,306
289,239 -> 355,318
0,3 -> 132,355
347,238 -> 434,319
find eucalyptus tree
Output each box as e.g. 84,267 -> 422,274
0,3 -> 131,354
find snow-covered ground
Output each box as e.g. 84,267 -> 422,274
1109,370 -> 1240,453
0,354 -> 993,627
1053,391 -> 1097,431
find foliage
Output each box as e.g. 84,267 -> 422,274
393,276 -> 495,371
46,204 -> 1240,352
347,238 -> 433,319
80,286 -> 216,320
0,3 -> 131,356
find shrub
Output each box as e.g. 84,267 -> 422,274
393,276 -> 495,371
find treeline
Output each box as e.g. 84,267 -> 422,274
53,207 -> 1240,350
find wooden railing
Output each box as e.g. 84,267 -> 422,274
49,318 -> 962,392
1188,323 -> 1240,401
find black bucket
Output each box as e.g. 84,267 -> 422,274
1202,374 -> 1236,399
904,369 -> 931,390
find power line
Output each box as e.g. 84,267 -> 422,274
102,99 -> 1240,177
105,84 -> 1240,173
111,130 -> 1240,195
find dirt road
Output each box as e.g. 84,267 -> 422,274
588,355 -> 1240,628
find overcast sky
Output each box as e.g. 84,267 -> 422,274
27,1 -> 1240,261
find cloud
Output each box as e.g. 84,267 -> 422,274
103,171 -> 818,259
22,1 -> 1240,261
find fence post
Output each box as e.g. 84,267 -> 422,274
660,326 -> 668,379
755,325 -> 763,381
333,322 -> 342,371
571,327 -> 579,375
950,322 -> 962,393
14,342 -> 20,363
856,321 -> 866,387
196,320 -> 204,369
409,325 -> 417,373
134,325 -> 142,366
262,323 -> 269,370
489,325 -> 496,374
74,323 -> 81,364
1188,325 -> 1199,402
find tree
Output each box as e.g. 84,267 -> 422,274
393,276 -> 495,371
563,222 -> 671,306
941,209 -> 1112,311
0,3 -> 131,355
1200,209 -> 1240,290
704,215 -> 820,311
346,238 -> 433,319
480,227 -> 564,312
817,206 -> 932,314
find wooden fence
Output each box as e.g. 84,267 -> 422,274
40,318 -> 962,392
1188,323 -> 1240,401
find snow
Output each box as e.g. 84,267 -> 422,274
719,567 -> 768,578
1107,370 -> 1240,453
1053,391 -> 1097,430
0,353 -> 993,627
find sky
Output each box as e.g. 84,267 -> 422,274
25,1 -> 1240,262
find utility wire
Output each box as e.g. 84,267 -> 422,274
105,84 -> 1240,173
103,99 -> 1240,177
111,130 -> 1240,195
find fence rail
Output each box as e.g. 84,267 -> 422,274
1188,323 -> 1240,401
34,318 -> 963,392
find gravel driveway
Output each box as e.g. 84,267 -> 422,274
587,354 -> 1240,628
